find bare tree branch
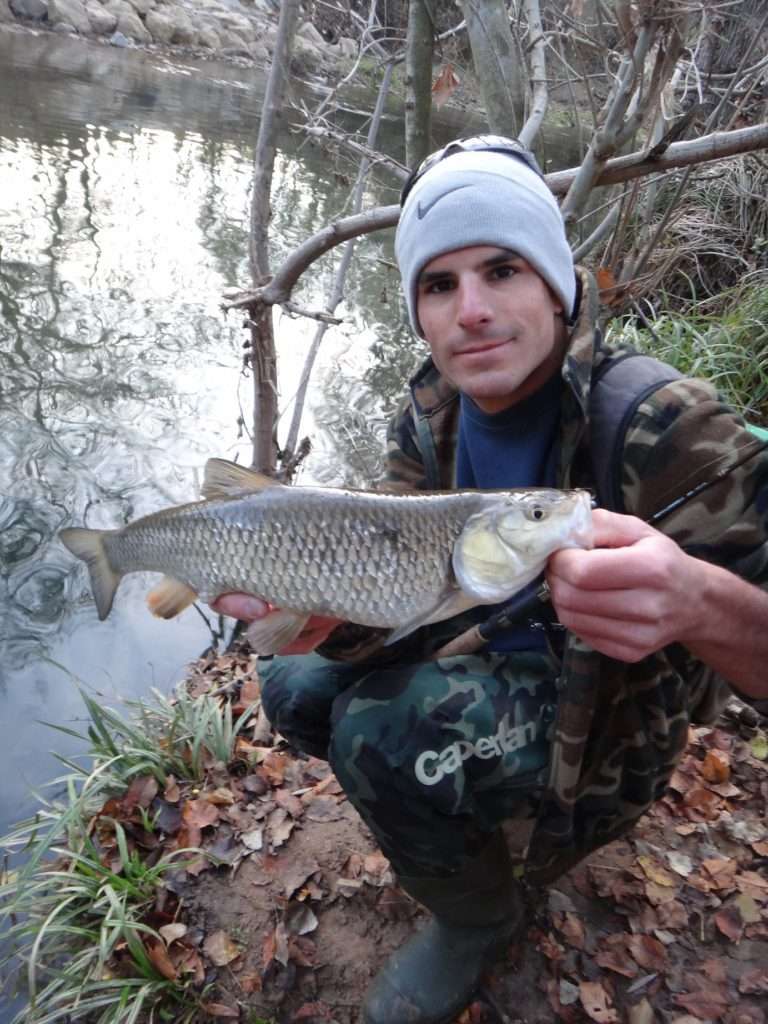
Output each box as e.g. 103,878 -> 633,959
405,0 -> 434,167
282,62 -> 396,465
519,0 -> 548,148
224,122 -> 768,314
247,0 -> 301,471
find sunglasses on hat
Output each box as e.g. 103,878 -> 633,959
399,135 -> 544,207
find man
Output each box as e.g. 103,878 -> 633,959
214,137 -> 768,1024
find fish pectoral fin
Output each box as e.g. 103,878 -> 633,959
384,587 -> 478,647
246,609 -> 311,655
147,577 -> 199,618
201,458 -> 285,500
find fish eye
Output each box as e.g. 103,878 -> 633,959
526,506 -> 547,522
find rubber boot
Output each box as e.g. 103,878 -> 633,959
362,831 -> 526,1024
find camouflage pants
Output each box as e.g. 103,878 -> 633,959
259,650 -> 559,877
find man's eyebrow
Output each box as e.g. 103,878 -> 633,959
417,249 -> 522,285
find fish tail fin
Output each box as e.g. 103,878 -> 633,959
59,527 -> 122,620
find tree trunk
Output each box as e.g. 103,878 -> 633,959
405,0 -> 434,168
247,0 -> 301,472
460,0 -> 523,134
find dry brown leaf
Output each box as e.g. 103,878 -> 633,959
580,980 -> 619,1023
560,911 -> 587,950
203,929 -> 241,967
172,946 -> 205,984
739,968 -> 768,995
275,788 -> 305,819
596,940 -> 638,979
123,775 -> 159,813
145,938 -> 178,980
675,987 -> 729,1018
735,871 -> 768,902
182,798 -> 220,830
702,749 -> 731,784
431,64 -> 460,109
260,750 -> 287,786
637,855 -> 677,887
716,905 -> 745,942
163,774 -> 180,802
200,1002 -> 239,1019
202,787 -> 236,807
625,934 -> 667,971
627,999 -> 655,1024
684,787 -> 722,821
304,795 -> 344,822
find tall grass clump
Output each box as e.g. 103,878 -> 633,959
0,684 -> 258,1023
606,272 -> 768,425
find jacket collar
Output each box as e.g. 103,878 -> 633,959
408,266 -> 600,421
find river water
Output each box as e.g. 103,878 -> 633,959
0,26 -> 454,851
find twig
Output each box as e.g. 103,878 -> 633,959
279,302 -> 344,325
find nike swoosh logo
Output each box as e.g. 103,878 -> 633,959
417,184 -> 473,220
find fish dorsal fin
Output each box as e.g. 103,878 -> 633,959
202,459 -> 284,500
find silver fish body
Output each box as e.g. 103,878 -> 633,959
59,459 -> 593,653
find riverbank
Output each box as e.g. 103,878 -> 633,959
0,0 -> 358,77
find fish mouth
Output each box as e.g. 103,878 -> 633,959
569,492 -> 595,549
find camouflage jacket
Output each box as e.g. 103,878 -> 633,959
379,266 -> 768,884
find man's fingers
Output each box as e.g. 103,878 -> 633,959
590,508 -> 656,548
210,593 -> 270,622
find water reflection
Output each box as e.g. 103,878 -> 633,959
0,30 -> 431,859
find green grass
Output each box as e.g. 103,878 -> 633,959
1,684 -> 259,1023
606,273 -> 768,425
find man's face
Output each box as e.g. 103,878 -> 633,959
416,246 -> 568,413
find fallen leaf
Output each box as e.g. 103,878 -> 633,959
241,828 -> 263,851
675,987 -> 729,1018
739,968 -> 768,995
580,980 -> 619,1023
280,854 -> 321,900
202,787 -> 236,807
164,775 -> 180,802
637,855 -> 677,887
145,938 -> 178,980
626,934 -> 667,971
183,799 -> 220,830
715,903 -> 745,941
724,1003 -> 765,1024
628,999 -> 655,1024
560,911 -> 586,949
750,733 -> 768,761
702,749 -> 731,784
735,871 -> 768,902
200,1002 -> 239,1019
275,788 -> 304,819
159,923 -> 188,945
284,901 -> 319,936
666,851 -> 694,877
123,775 -> 159,813
203,929 -> 241,967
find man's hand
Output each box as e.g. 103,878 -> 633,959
210,594 -> 342,654
547,509 -> 705,663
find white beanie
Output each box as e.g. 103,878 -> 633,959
395,150 -> 576,337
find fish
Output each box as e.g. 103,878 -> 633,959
59,458 -> 594,654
